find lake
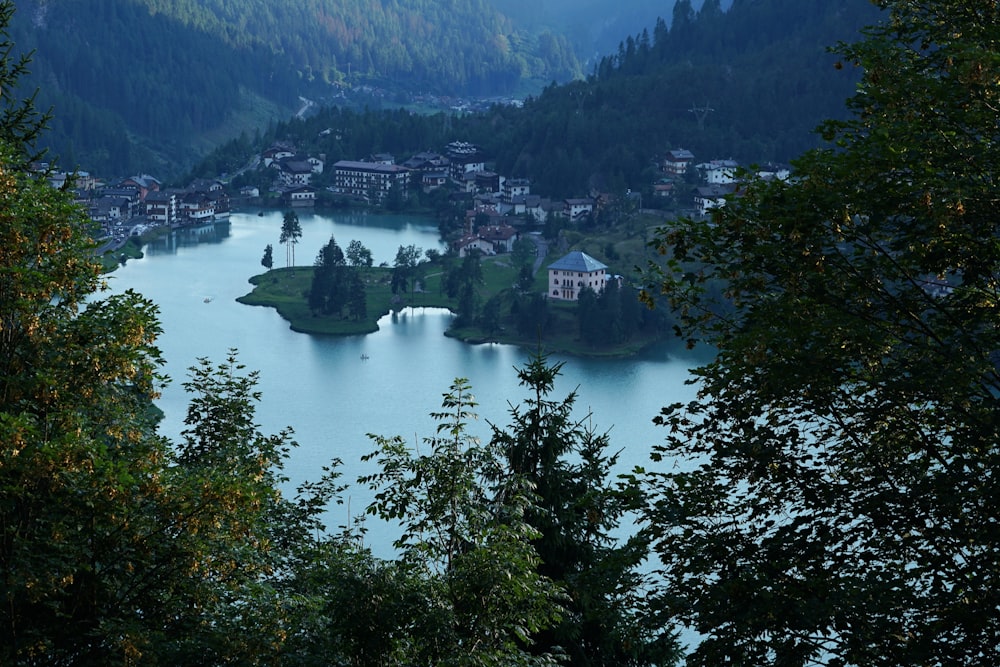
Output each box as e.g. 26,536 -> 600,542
105,210 -> 703,552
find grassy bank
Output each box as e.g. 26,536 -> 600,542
239,252 -> 667,357
237,265 -> 457,335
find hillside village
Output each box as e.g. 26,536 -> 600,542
47,139 -> 790,277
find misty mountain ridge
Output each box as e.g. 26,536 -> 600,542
12,0 -> 870,182
10,0 -> 583,176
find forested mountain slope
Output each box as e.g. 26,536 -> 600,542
8,0 -> 580,177
206,0 -> 881,200
475,0 -> 884,196
487,0 -> 733,63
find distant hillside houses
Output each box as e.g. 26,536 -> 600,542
662,148 -> 695,176
68,127 -> 795,265
656,148 -> 790,215
697,159 -> 739,184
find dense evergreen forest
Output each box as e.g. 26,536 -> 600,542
193,0 -> 883,200
8,0 -> 580,177
487,0 -> 733,62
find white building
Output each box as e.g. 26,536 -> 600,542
332,160 -> 410,204
547,251 -> 609,301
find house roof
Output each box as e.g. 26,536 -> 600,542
696,183 -> 739,198
479,225 -> 518,241
334,160 -> 408,174
548,251 -> 607,273
281,160 -> 314,174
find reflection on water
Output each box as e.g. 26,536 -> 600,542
143,220 -> 233,254
108,211 -> 703,552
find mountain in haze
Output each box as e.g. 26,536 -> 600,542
10,0 -> 875,184
190,0 -> 883,202
9,0 -> 582,178
487,0 -> 734,66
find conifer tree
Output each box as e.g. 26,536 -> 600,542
639,2 -> 1000,664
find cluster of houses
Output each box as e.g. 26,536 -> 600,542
38,168 -> 234,247
658,148 -> 790,216
49,136 -> 787,303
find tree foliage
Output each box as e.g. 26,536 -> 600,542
490,353 -> 680,665
360,378 -> 565,666
0,130 -> 314,664
638,2 -> 1000,664
309,235 -> 368,319
9,0 -> 581,176
279,209 -> 303,267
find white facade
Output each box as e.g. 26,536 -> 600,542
332,161 -> 410,203
547,251 -> 609,301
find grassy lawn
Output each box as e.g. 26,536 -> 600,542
237,221 -> 673,356
238,266 -> 457,335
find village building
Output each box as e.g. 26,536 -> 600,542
121,174 -> 161,201
332,160 -> 410,204
697,159 -> 740,184
283,185 -> 317,207
653,181 -> 675,199
144,190 -> 177,226
474,171 -> 501,194
421,171 -> 450,192
564,197 -> 595,221
49,170 -> 98,191
454,233 -> 496,257
756,162 -> 791,181
101,187 -> 142,210
89,196 -> 132,224
694,182 -> 740,216
188,178 -> 225,193
662,148 -> 695,176
502,178 -> 530,203
278,160 -> 315,187
178,191 -> 216,223
262,143 -> 295,168
547,251 -> 609,301
306,155 -> 325,174
465,207 -> 505,231
446,141 -> 485,182
477,224 -> 520,254
401,151 -> 449,172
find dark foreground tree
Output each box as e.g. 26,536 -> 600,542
490,354 -> 680,666
361,378 -> 564,666
0,12 -> 331,661
0,134 -> 314,664
0,0 -> 50,165
638,2 -> 1000,665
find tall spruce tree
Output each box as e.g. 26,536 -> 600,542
280,209 -> 303,267
490,353 -> 680,666
639,1 -> 1000,664
361,378 -> 564,666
